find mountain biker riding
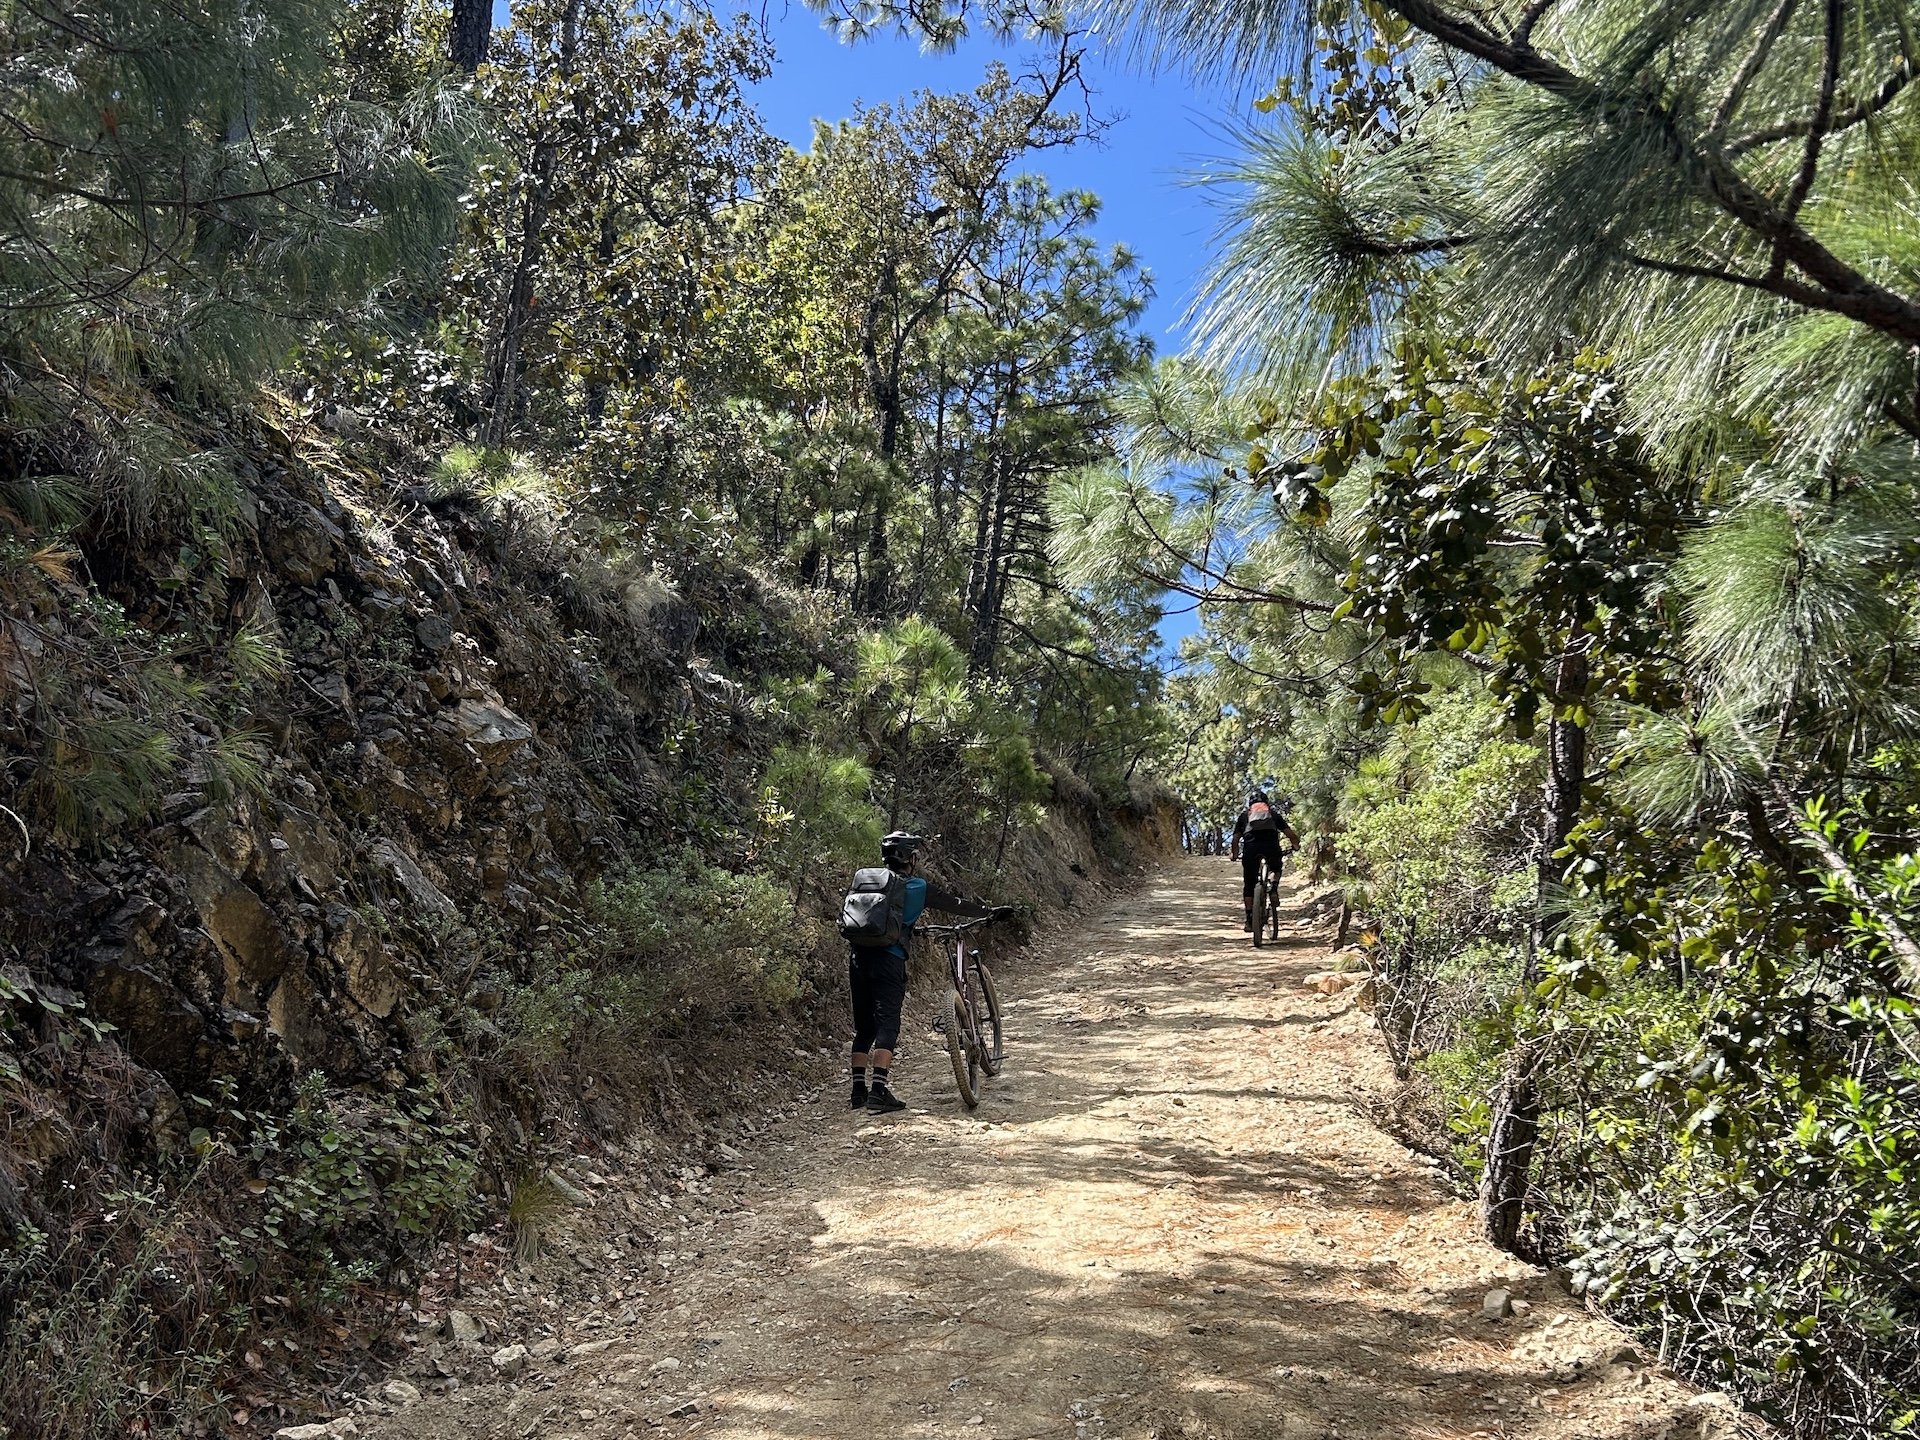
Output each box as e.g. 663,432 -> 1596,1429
843,832 -> 1013,1114
1230,789 -> 1299,932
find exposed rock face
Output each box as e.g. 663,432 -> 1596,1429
0,449 -> 735,1115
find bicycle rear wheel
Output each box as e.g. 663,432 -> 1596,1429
943,989 -> 980,1108
1252,880 -> 1269,948
1268,874 -> 1283,942
973,961 -> 1004,1074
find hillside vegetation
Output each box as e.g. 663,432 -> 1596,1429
1044,0 -> 1920,1433
0,4 -> 1172,1435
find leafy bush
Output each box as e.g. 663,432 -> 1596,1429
493,853 -> 814,1086
1338,696 -> 1538,1076
211,1074 -> 479,1312
1515,814 -> 1920,1433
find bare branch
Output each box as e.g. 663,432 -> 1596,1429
0,804 -> 28,860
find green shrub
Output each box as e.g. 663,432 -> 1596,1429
1338,696 -> 1537,1074
1515,819 -> 1920,1433
214,1074 -> 479,1312
492,853 -> 814,1088
755,744 -> 882,906
0,1183 -> 226,1440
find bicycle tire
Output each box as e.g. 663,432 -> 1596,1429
1252,880 -> 1269,947
943,989 -> 979,1108
1268,874 -> 1283,942
974,960 -> 1004,1074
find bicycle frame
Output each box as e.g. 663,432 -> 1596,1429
919,916 -> 1003,1104
922,916 -> 994,1010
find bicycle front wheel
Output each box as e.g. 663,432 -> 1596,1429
973,961 -> 1004,1074
943,989 -> 980,1108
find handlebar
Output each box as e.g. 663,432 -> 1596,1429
917,915 -> 1001,936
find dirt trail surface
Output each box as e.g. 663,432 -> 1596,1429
355,860 -> 1754,1440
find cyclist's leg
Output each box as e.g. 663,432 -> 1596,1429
849,949 -> 878,1065
1240,848 -> 1260,929
868,949 -> 907,1073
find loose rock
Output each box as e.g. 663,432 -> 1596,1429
444,1310 -> 485,1344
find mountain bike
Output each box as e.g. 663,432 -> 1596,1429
921,917 -> 1003,1109
1251,848 -> 1290,948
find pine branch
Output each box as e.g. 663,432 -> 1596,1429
1709,0 -> 1798,135
1724,56 -> 1917,157
1622,251 -> 1778,295
1780,0 -> 1844,225
1345,233 -> 1473,258
0,163 -> 340,211
1378,0 -> 1920,346
1120,485 -> 1340,614
1509,0 -> 1560,48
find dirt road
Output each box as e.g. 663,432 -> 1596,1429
358,860 -> 1748,1440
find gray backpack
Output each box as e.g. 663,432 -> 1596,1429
840,867 -> 908,948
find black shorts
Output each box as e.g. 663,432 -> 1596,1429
1241,832 -> 1283,897
848,947 -> 908,1053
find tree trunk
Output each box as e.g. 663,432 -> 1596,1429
1479,1039 -> 1543,1256
481,0 -> 582,445
1484,647 -> 1589,1254
1526,648 -> 1590,978
450,0 -> 490,72
582,211 -> 619,431
862,495 -> 891,614
969,452 -> 1015,673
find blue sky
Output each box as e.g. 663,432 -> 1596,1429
745,3 -> 1238,352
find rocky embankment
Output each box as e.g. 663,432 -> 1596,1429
0,420 -> 1169,1433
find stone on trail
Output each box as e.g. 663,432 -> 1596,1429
1482,1287 -> 1515,1319
1685,1392 -> 1740,1413
650,1356 -> 683,1372
490,1344 -> 530,1376
445,1310 -> 485,1343
566,1337 -> 618,1359
380,1379 -> 422,1407
275,1422 -> 358,1440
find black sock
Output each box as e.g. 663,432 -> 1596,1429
850,1063 -> 867,1085
870,1066 -> 890,1089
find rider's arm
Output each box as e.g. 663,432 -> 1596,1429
1230,808 -> 1246,859
1281,817 -> 1301,848
920,881 -> 996,920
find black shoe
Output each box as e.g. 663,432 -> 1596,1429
866,1082 -> 906,1114
850,1081 -> 869,1110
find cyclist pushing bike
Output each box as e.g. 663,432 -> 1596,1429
1230,789 -> 1299,933
838,831 -> 1014,1114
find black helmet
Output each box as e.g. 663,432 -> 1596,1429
1247,789 -> 1268,805
881,831 -> 924,865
